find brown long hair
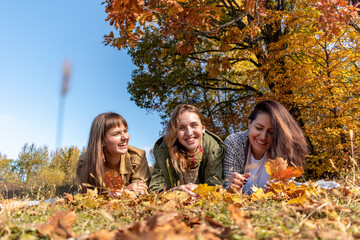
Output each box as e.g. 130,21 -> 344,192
249,100 -> 308,166
76,112 -> 127,192
163,104 -> 205,171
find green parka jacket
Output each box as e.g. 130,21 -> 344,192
149,130 -> 226,192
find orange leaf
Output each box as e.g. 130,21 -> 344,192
279,166 -> 304,180
36,210 -> 76,239
265,157 -> 288,179
104,170 -> 124,191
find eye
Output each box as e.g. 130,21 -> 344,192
255,127 -> 263,131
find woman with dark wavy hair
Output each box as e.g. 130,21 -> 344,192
76,112 -> 150,195
150,104 -> 225,196
223,100 -> 308,194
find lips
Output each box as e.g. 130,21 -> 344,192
185,137 -> 196,143
118,142 -> 128,148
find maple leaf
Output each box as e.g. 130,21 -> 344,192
287,194 -> 309,205
250,187 -> 275,201
279,166 -> 304,180
36,210 -> 76,239
265,157 -> 304,182
194,184 -> 221,202
265,157 -> 288,178
64,193 -> 74,202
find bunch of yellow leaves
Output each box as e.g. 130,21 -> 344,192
250,157 -> 317,204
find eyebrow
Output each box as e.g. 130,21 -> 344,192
179,121 -> 198,126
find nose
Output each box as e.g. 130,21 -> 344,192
120,133 -> 128,140
260,131 -> 267,140
185,127 -> 193,136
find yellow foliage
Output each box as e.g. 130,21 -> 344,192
194,184 -> 222,202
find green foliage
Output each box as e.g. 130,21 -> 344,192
50,146 -> 80,184
15,143 -> 49,182
0,153 -> 18,183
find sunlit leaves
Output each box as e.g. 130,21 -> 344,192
265,157 -> 304,182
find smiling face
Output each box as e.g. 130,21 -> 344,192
248,113 -> 272,160
104,124 -> 129,157
176,111 -> 205,152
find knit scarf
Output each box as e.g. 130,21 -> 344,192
186,145 -> 204,169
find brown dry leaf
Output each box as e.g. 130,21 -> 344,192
36,210 -> 76,239
116,212 -> 194,240
301,229 -> 353,240
189,215 -> 228,239
0,214 -> 5,229
161,191 -> 191,210
64,193 -> 74,202
227,204 -> 255,239
88,229 -> 117,240
265,157 -> 288,179
1,199 -> 29,212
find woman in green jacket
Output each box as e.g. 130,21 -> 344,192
149,104 -> 225,196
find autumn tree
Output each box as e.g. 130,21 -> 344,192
15,143 -> 50,182
49,146 -> 81,184
317,0 -> 360,34
104,0 -> 360,177
286,5 -> 360,176
0,153 -> 18,183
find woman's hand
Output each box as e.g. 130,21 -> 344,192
126,182 -> 148,195
229,172 -> 251,193
172,183 -> 198,197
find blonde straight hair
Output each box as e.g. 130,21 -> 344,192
163,104 -> 205,172
77,112 -> 127,192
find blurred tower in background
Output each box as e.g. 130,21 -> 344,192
56,60 -> 71,149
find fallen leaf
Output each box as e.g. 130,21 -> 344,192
36,210 -> 76,239
88,229 -> 117,240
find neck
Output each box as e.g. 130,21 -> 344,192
251,150 -> 267,161
104,152 -> 121,171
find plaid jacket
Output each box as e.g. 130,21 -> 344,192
223,129 -> 250,189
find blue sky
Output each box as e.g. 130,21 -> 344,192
0,1 -> 163,163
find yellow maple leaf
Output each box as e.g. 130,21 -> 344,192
250,187 -> 264,201
265,157 -> 288,179
194,184 -> 221,201
287,194 -> 308,205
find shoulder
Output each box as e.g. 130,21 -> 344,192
153,137 -> 168,155
203,130 -> 224,146
224,129 -> 249,146
127,145 -> 146,158
203,130 -> 225,155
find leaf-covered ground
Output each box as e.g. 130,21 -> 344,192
1,159 -> 360,239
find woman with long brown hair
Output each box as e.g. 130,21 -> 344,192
76,112 -> 150,195
224,100 -> 309,194
150,104 -> 225,196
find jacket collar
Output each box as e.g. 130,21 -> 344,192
119,153 -> 132,175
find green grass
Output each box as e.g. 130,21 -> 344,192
1,176 -> 360,239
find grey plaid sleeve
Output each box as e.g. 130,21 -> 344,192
223,133 -> 243,189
